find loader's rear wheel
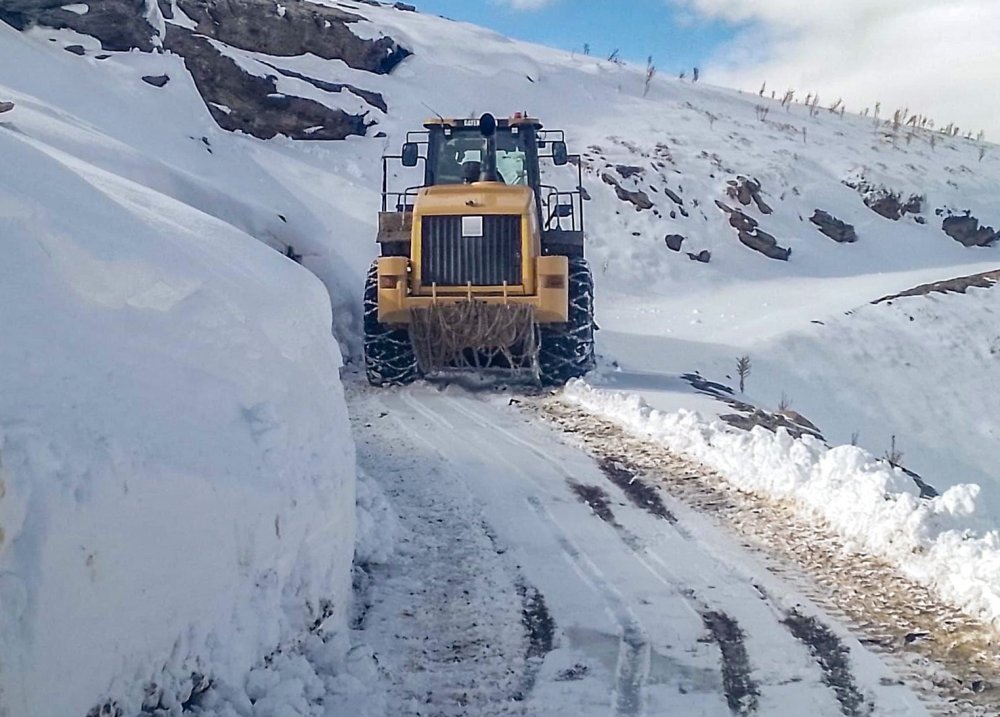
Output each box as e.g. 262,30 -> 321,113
538,257 -> 596,386
364,261 -> 420,387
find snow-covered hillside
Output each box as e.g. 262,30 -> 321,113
2,0 -> 999,713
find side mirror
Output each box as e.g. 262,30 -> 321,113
401,142 -> 419,167
555,203 -> 573,218
552,141 -> 569,166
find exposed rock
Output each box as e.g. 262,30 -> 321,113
393,2 -> 416,10
873,269 -> 1000,304
942,215 -> 999,247
810,210 -> 857,243
163,26 -> 370,141
687,249 -> 711,263
726,176 -> 772,214
260,61 -> 387,112
721,409 -> 824,441
1,0 -> 155,51
63,43 -> 85,55
141,74 -> 170,88
615,164 -> 643,179
867,192 -> 919,221
716,200 -> 790,261
662,186 -> 684,207
601,172 -> 653,211
844,176 -> 923,221
2,0 -> 405,137
682,373 -> 824,441
664,234 -> 685,252
0,101 -> 13,113
175,0 -> 410,74
738,227 -> 790,261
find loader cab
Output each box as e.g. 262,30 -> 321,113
423,119 -> 541,189
385,113 -> 585,258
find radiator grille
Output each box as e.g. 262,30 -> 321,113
421,215 -> 522,287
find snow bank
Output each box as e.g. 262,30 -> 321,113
0,118 -> 355,714
563,380 -> 1000,627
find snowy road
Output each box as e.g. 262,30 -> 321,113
348,379 -> 932,717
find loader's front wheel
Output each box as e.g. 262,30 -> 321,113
364,261 -> 420,387
538,257 -> 596,386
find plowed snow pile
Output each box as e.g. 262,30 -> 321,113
563,380 -> 1000,628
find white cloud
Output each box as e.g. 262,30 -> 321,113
677,0 -> 1000,141
492,0 -> 556,10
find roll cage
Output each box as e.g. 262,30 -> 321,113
381,117 -> 586,255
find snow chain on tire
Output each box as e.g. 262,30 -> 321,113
363,261 -> 420,386
538,257 -> 596,386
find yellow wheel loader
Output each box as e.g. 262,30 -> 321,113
364,113 -> 595,386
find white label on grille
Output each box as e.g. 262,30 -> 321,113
461,215 -> 484,237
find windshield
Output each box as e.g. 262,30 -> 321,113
434,129 -> 530,186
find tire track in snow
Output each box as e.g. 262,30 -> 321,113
782,610 -> 874,717
440,392 -> 770,716
359,393 -> 530,716
524,495 -> 649,717
565,478 -> 762,716
537,396 -> 1000,716
701,610 -> 761,716
396,389 -> 652,715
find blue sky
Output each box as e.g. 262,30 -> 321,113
411,0 -> 737,74
408,1 -> 1000,140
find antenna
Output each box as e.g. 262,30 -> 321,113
421,102 -> 445,122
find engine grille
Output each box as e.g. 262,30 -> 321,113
421,215 -> 522,287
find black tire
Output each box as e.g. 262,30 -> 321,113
538,257 -> 596,386
363,261 -> 420,386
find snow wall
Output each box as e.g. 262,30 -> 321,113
0,110 -> 355,716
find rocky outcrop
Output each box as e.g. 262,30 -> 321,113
1,0 -> 411,141
844,176 -> 923,221
664,234 -> 685,252
141,74 -> 170,88
810,210 -> 857,243
602,172 -> 653,211
942,215 -> 999,247
175,0 -> 410,75
615,164 -> 643,179
867,191 -> 922,221
726,176 -> 772,214
260,62 -> 387,113
721,408 -> 824,441
687,249 -> 711,263
873,269 -> 1000,304
0,0 -> 155,51
716,201 -> 791,261
163,26 -> 370,141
